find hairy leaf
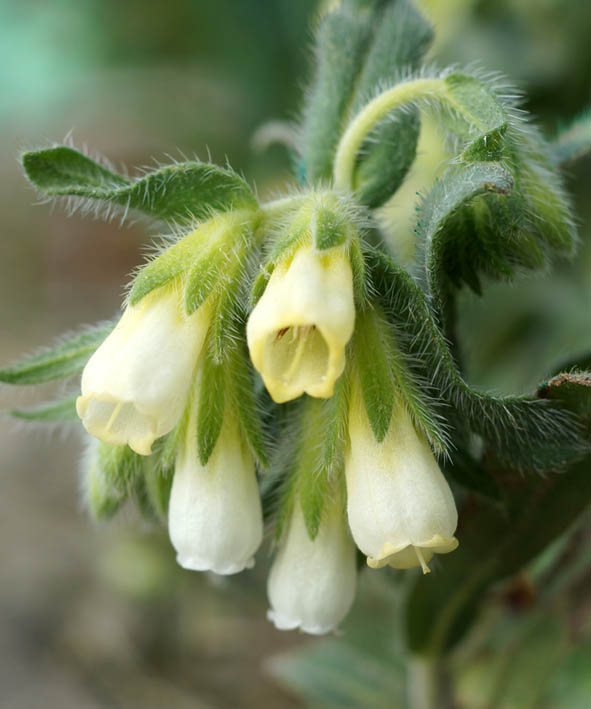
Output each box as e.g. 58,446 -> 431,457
196,349 -> 226,466
227,341 -> 270,470
9,396 -> 79,423
275,378 -> 350,541
0,322 -> 112,385
23,147 -> 258,225
369,250 -> 588,471
350,0 -> 433,207
300,6 -> 373,181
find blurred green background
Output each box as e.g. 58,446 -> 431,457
0,1 -> 589,707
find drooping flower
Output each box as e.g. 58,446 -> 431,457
267,500 -> 357,634
247,245 -> 355,403
345,400 -> 458,573
168,412 -> 263,575
77,284 -> 210,456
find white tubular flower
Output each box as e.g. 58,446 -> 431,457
77,285 -> 210,456
267,501 -> 357,635
345,403 -> 458,573
246,245 -> 355,403
168,416 -> 263,575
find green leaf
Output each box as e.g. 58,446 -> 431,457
300,6 -> 373,181
441,73 -> 507,139
416,161 -> 514,317
23,147 -> 258,225
9,396 -> 79,423
196,348 -> 226,466
350,0 -> 433,208
549,110 -> 591,167
405,453 -> 591,654
354,308 -> 394,442
267,639 -> 403,709
353,110 -> 421,208
275,379 -> 350,541
0,322 -> 112,385
227,341 -> 270,470
369,250 -> 588,471
354,306 -> 448,453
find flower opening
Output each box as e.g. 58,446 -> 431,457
247,245 -> 355,403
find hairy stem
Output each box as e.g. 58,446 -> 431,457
333,78 -> 444,191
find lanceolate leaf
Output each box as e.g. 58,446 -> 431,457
23,147 -> 258,226
9,396 -> 79,423
369,251 -> 588,472
354,308 -> 395,442
350,0 -> 433,208
300,5 -> 373,181
354,306 -> 448,453
227,341 -> 270,470
0,322 -> 112,385
275,379 -> 350,541
196,349 -> 226,466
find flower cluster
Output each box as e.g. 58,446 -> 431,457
76,190 -> 459,635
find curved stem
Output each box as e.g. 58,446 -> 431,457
333,78 -> 445,192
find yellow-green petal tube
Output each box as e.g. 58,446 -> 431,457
247,245 -> 355,403
345,402 -> 458,573
77,285 -> 210,456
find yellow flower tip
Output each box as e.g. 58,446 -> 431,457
247,245 -> 355,403
76,393 -> 158,456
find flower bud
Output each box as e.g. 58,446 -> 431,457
345,402 -> 458,573
168,415 -> 263,575
247,245 -> 355,403
267,501 -> 357,634
76,285 -> 210,456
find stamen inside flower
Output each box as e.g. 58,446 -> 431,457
265,325 -> 329,389
77,396 -> 157,455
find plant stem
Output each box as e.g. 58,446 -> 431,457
333,78 -> 444,192
407,654 -> 441,709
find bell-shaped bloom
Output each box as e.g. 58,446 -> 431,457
168,415 -> 263,575
267,501 -> 357,634
345,403 -> 458,573
77,285 -> 210,456
247,245 -> 355,403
